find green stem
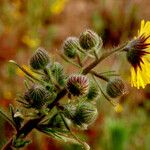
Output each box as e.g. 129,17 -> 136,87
76,53 -> 83,67
92,75 -> 115,106
93,48 -> 99,60
77,47 -> 95,58
90,70 -> 109,82
60,54 -> 81,68
9,60 -> 44,84
82,43 -> 126,75
44,68 -> 61,90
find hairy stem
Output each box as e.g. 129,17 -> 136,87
90,70 -> 109,82
82,43 -> 126,74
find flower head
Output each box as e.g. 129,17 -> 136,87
67,74 -> 89,96
30,48 -> 50,70
125,20 -> 150,88
106,79 -> 125,98
79,29 -> 101,50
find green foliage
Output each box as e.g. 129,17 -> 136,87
107,120 -> 128,150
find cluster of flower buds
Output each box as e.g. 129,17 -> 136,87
5,24 -> 132,150
62,29 -> 103,59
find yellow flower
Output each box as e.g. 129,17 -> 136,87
22,35 -> 40,49
125,20 -> 150,89
50,0 -> 69,15
114,103 -> 123,113
3,91 -> 12,100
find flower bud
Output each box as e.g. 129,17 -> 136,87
67,74 -> 89,96
79,29 -> 101,50
74,102 -> 98,127
63,37 -> 79,58
106,79 -> 125,98
63,103 -> 76,119
30,48 -> 50,70
24,85 -> 49,109
48,114 -> 66,130
51,62 -> 66,86
86,82 -> 98,100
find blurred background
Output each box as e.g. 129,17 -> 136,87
0,0 -> 150,149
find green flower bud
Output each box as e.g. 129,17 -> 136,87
63,103 -> 77,119
67,74 -> 89,96
51,62 -> 66,86
74,102 -> 98,127
86,82 -> 99,100
79,29 -> 101,50
63,37 -> 79,58
48,114 -> 66,130
106,79 -> 125,98
24,85 -> 50,109
30,48 -> 50,70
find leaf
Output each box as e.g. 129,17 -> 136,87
0,107 -> 16,129
37,127 -> 79,144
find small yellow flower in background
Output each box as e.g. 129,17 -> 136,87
3,91 -> 12,100
16,65 -> 38,78
22,35 -> 40,49
114,103 -> 123,113
125,20 -> 150,89
50,0 -> 69,15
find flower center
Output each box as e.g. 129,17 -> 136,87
125,35 -> 150,71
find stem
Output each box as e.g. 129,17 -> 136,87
48,88 -> 67,109
2,115 -> 45,150
44,68 -> 61,90
90,70 -> 109,82
93,48 -> 99,60
9,60 -> 44,84
92,75 -> 115,106
82,43 -> 126,75
76,54 -> 83,67
60,54 -> 81,68
77,47 -> 95,58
